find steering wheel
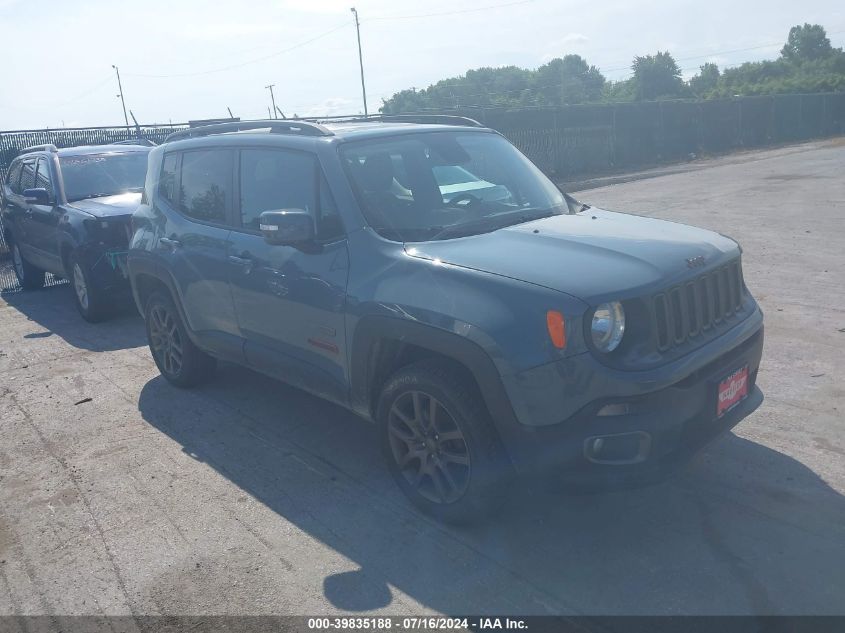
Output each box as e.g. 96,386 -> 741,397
446,192 -> 482,208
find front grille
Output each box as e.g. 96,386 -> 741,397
652,259 -> 744,351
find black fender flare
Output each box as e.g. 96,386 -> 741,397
349,315 -> 521,444
127,253 -> 197,341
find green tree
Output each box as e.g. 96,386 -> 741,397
689,63 -> 720,96
533,55 -> 605,104
631,51 -> 686,100
781,24 -> 833,62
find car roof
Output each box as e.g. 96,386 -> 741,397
161,118 -> 495,149
319,121 -> 490,140
56,144 -> 152,156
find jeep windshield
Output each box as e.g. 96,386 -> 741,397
60,152 -> 148,202
341,131 -> 567,241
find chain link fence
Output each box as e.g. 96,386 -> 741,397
457,92 -> 845,179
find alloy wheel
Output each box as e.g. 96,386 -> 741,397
387,390 -> 471,504
72,263 -> 89,310
149,305 -> 184,376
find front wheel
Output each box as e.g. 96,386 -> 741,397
11,242 -> 45,290
377,360 -> 513,523
69,252 -> 108,322
145,291 -> 216,388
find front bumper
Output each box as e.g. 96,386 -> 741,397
494,314 -> 764,483
80,245 -> 130,293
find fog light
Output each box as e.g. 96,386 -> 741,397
591,438 -> 605,452
597,403 -> 631,417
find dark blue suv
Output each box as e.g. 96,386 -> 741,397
128,117 -> 764,522
2,142 -> 151,320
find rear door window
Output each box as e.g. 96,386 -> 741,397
178,149 -> 233,224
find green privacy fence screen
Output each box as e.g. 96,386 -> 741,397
460,92 -> 845,178
1,93 -> 844,289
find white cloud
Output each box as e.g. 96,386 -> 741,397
541,33 -> 590,62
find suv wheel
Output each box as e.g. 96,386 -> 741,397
377,360 -> 512,523
69,252 -> 107,322
11,242 -> 45,290
145,291 -> 216,388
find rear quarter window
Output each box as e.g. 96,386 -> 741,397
5,161 -> 22,194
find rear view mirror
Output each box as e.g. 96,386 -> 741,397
23,188 -> 51,205
259,209 -> 315,246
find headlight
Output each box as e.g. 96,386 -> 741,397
591,301 -> 625,353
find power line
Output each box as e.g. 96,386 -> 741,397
124,21 -> 351,79
367,0 -> 535,21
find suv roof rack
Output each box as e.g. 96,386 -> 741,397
165,119 -> 333,143
20,144 -> 59,154
112,139 -> 157,147
308,114 -> 485,127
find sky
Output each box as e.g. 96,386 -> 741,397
1,0 -> 843,130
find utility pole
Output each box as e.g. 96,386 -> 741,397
350,7 -> 368,116
111,65 -> 129,127
265,84 -> 278,119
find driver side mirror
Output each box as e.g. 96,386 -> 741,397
23,188 -> 51,205
259,209 -> 315,246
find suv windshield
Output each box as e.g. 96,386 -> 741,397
60,152 -> 147,202
341,131 -> 566,241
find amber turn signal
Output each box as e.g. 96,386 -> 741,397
546,310 -> 566,349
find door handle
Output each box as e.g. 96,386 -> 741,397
228,255 -> 253,270
160,237 -> 181,248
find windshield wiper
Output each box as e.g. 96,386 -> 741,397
432,208 -> 559,240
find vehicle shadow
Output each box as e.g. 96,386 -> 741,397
137,365 -> 845,615
2,284 -> 146,352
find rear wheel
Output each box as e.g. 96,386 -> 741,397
145,291 -> 216,387
377,360 -> 513,523
69,252 -> 108,322
11,242 -> 45,290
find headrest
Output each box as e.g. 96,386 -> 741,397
359,152 -> 394,193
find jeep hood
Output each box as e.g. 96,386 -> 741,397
405,209 -> 740,303
67,192 -> 142,218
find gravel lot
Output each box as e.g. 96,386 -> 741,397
1,138 -> 843,617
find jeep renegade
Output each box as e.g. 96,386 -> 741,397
127,117 -> 764,522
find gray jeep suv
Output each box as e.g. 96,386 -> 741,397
127,117 -> 764,522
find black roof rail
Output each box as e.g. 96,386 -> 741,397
164,119 -> 333,143
19,143 -> 59,154
307,113 -> 484,127
112,139 -> 157,147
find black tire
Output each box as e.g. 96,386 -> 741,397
377,359 -> 514,523
68,251 -> 109,322
10,241 -> 45,290
144,291 -> 217,388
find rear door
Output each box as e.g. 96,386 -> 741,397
13,159 -> 41,263
1,160 -> 25,245
227,147 -> 350,404
155,149 -> 242,361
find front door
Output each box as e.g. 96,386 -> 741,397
227,148 -> 349,404
155,149 -> 242,361
25,156 -> 63,273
